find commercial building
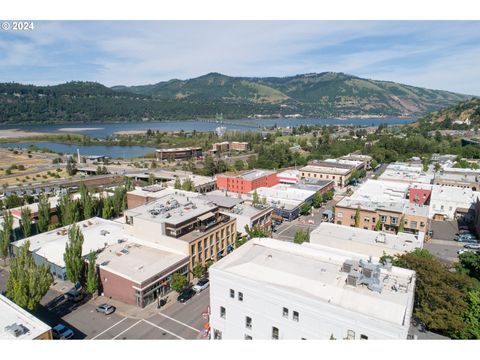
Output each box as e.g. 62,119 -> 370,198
335,180 -> 428,234
216,169 -> 278,194
124,192 -> 237,275
378,163 -> 434,185
209,238 -> 416,340
126,186 -> 199,209
155,147 -> 203,161
310,222 -> 424,258
276,169 -> 300,184
340,153 -> 373,169
433,168 -> 480,191
0,294 -> 52,340
300,160 -> 357,187
408,184 -> 432,205
221,204 -> 273,236
429,185 -> 480,221
252,184 -> 316,221
165,174 -> 216,194
11,218 -> 128,281
97,238 -> 188,307
230,142 -> 250,152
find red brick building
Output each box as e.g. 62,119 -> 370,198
216,169 -> 278,194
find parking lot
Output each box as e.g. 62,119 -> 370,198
0,267 -> 210,340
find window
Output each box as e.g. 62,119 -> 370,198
220,306 -> 226,319
245,316 -> 252,329
337,212 -> 343,218
238,292 -> 243,301
391,217 -> 398,225
230,289 -> 235,298
282,307 -> 289,318
360,334 -> 368,340
347,330 -> 355,340
272,327 -> 279,340
293,311 -> 299,322
380,215 -> 387,223
244,334 -> 252,340
410,221 -> 417,229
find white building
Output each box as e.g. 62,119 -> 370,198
378,163 -> 434,184
209,238 -> 416,340
310,222 -> 424,258
0,294 -> 52,340
429,185 -> 480,220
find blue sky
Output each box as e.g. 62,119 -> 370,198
0,21 -> 479,95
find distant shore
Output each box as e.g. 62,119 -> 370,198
0,129 -> 49,139
57,127 -> 104,132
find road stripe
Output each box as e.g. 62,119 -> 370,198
111,320 -> 143,340
91,317 -> 128,340
156,312 -> 201,333
142,319 -> 185,340
276,224 -> 293,236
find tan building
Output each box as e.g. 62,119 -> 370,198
124,191 -> 237,279
155,147 -> 203,161
300,160 -> 357,187
211,141 -> 250,154
230,141 -> 250,152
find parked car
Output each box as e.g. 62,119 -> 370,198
464,243 -> 480,250
177,288 -> 196,303
64,289 -> 84,303
96,303 -> 116,315
193,278 -> 210,293
52,324 -> 74,340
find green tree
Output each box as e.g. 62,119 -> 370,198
434,162 -> 442,173
20,207 -> 32,238
393,249 -> 477,339
0,210 -> 14,263
57,193 -> 79,226
456,252 -> 480,281
398,215 -> 405,233
174,177 -> 182,189
252,190 -> 259,206
245,225 -> 271,238
66,157 -> 77,176
294,229 -> 310,244
192,263 -> 206,279
182,178 -> 196,192
312,192 -> 323,208
102,196 -> 113,219
148,173 -> 156,185
300,203 -> 311,216
170,273 -> 188,292
374,218 -> 382,231
112,186 -> 127,217
123,176 -> 134,192
37,194 -> 50,233
370,159 -> 378,170
63,224 -> 84,284
354,206 -> 361,227
86,251 -> 98,295
261,196 -> 267,206
464,289 -> 480,339
6,240 -> 53,311
234,160 -> 245,171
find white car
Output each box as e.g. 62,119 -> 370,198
192,278 -> 209,293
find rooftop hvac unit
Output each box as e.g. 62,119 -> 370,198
375,233 -> 386,243
100,230 -> 110,236
341,260 -> 355,273
5,323 -> 29,338
347,272 -> 361,287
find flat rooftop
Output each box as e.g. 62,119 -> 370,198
12,218 -> 127,268
225,203 -> 272,218
166,174 -> 215,188
220,169 -> 276,181
127,186 -> 200,200
300,164 -> 352,176
97,240 -> 188,285
126,192 -> 217,226
430,185 -> 480,205
211,238 -> 415,326
156,147 -> 202,152
310,223 -> 423,257
202,194 -> 244,209
0,295 -> 51,340
379,163 -> 434,184
277,169 -> 300,178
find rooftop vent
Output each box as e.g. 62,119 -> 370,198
100,230 -> 110,236
4,323 -> 30,338
341,260 -> 355,273
347,272 -> 361,287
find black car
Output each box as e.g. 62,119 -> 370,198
177,288 -> 196,303
64,289 -> 84,303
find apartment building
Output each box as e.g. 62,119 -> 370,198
216,169 -> 278,194
209,238 -> 415,340
211,141 -> 250,154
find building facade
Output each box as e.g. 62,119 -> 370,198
300,161 -> 356,188
209,238 -> 416,340
155,147 -> 203,161
216,169 -> 278,194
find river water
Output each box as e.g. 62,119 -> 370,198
0,117 -> 415,158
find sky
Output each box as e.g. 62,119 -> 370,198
0,21 -> 479,95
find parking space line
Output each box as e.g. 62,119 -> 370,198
142,319 -> 185,340
276,224 -> 293,236
111,320 -> 143,340
157,312 -> 201,333
91,317 -> 128,340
